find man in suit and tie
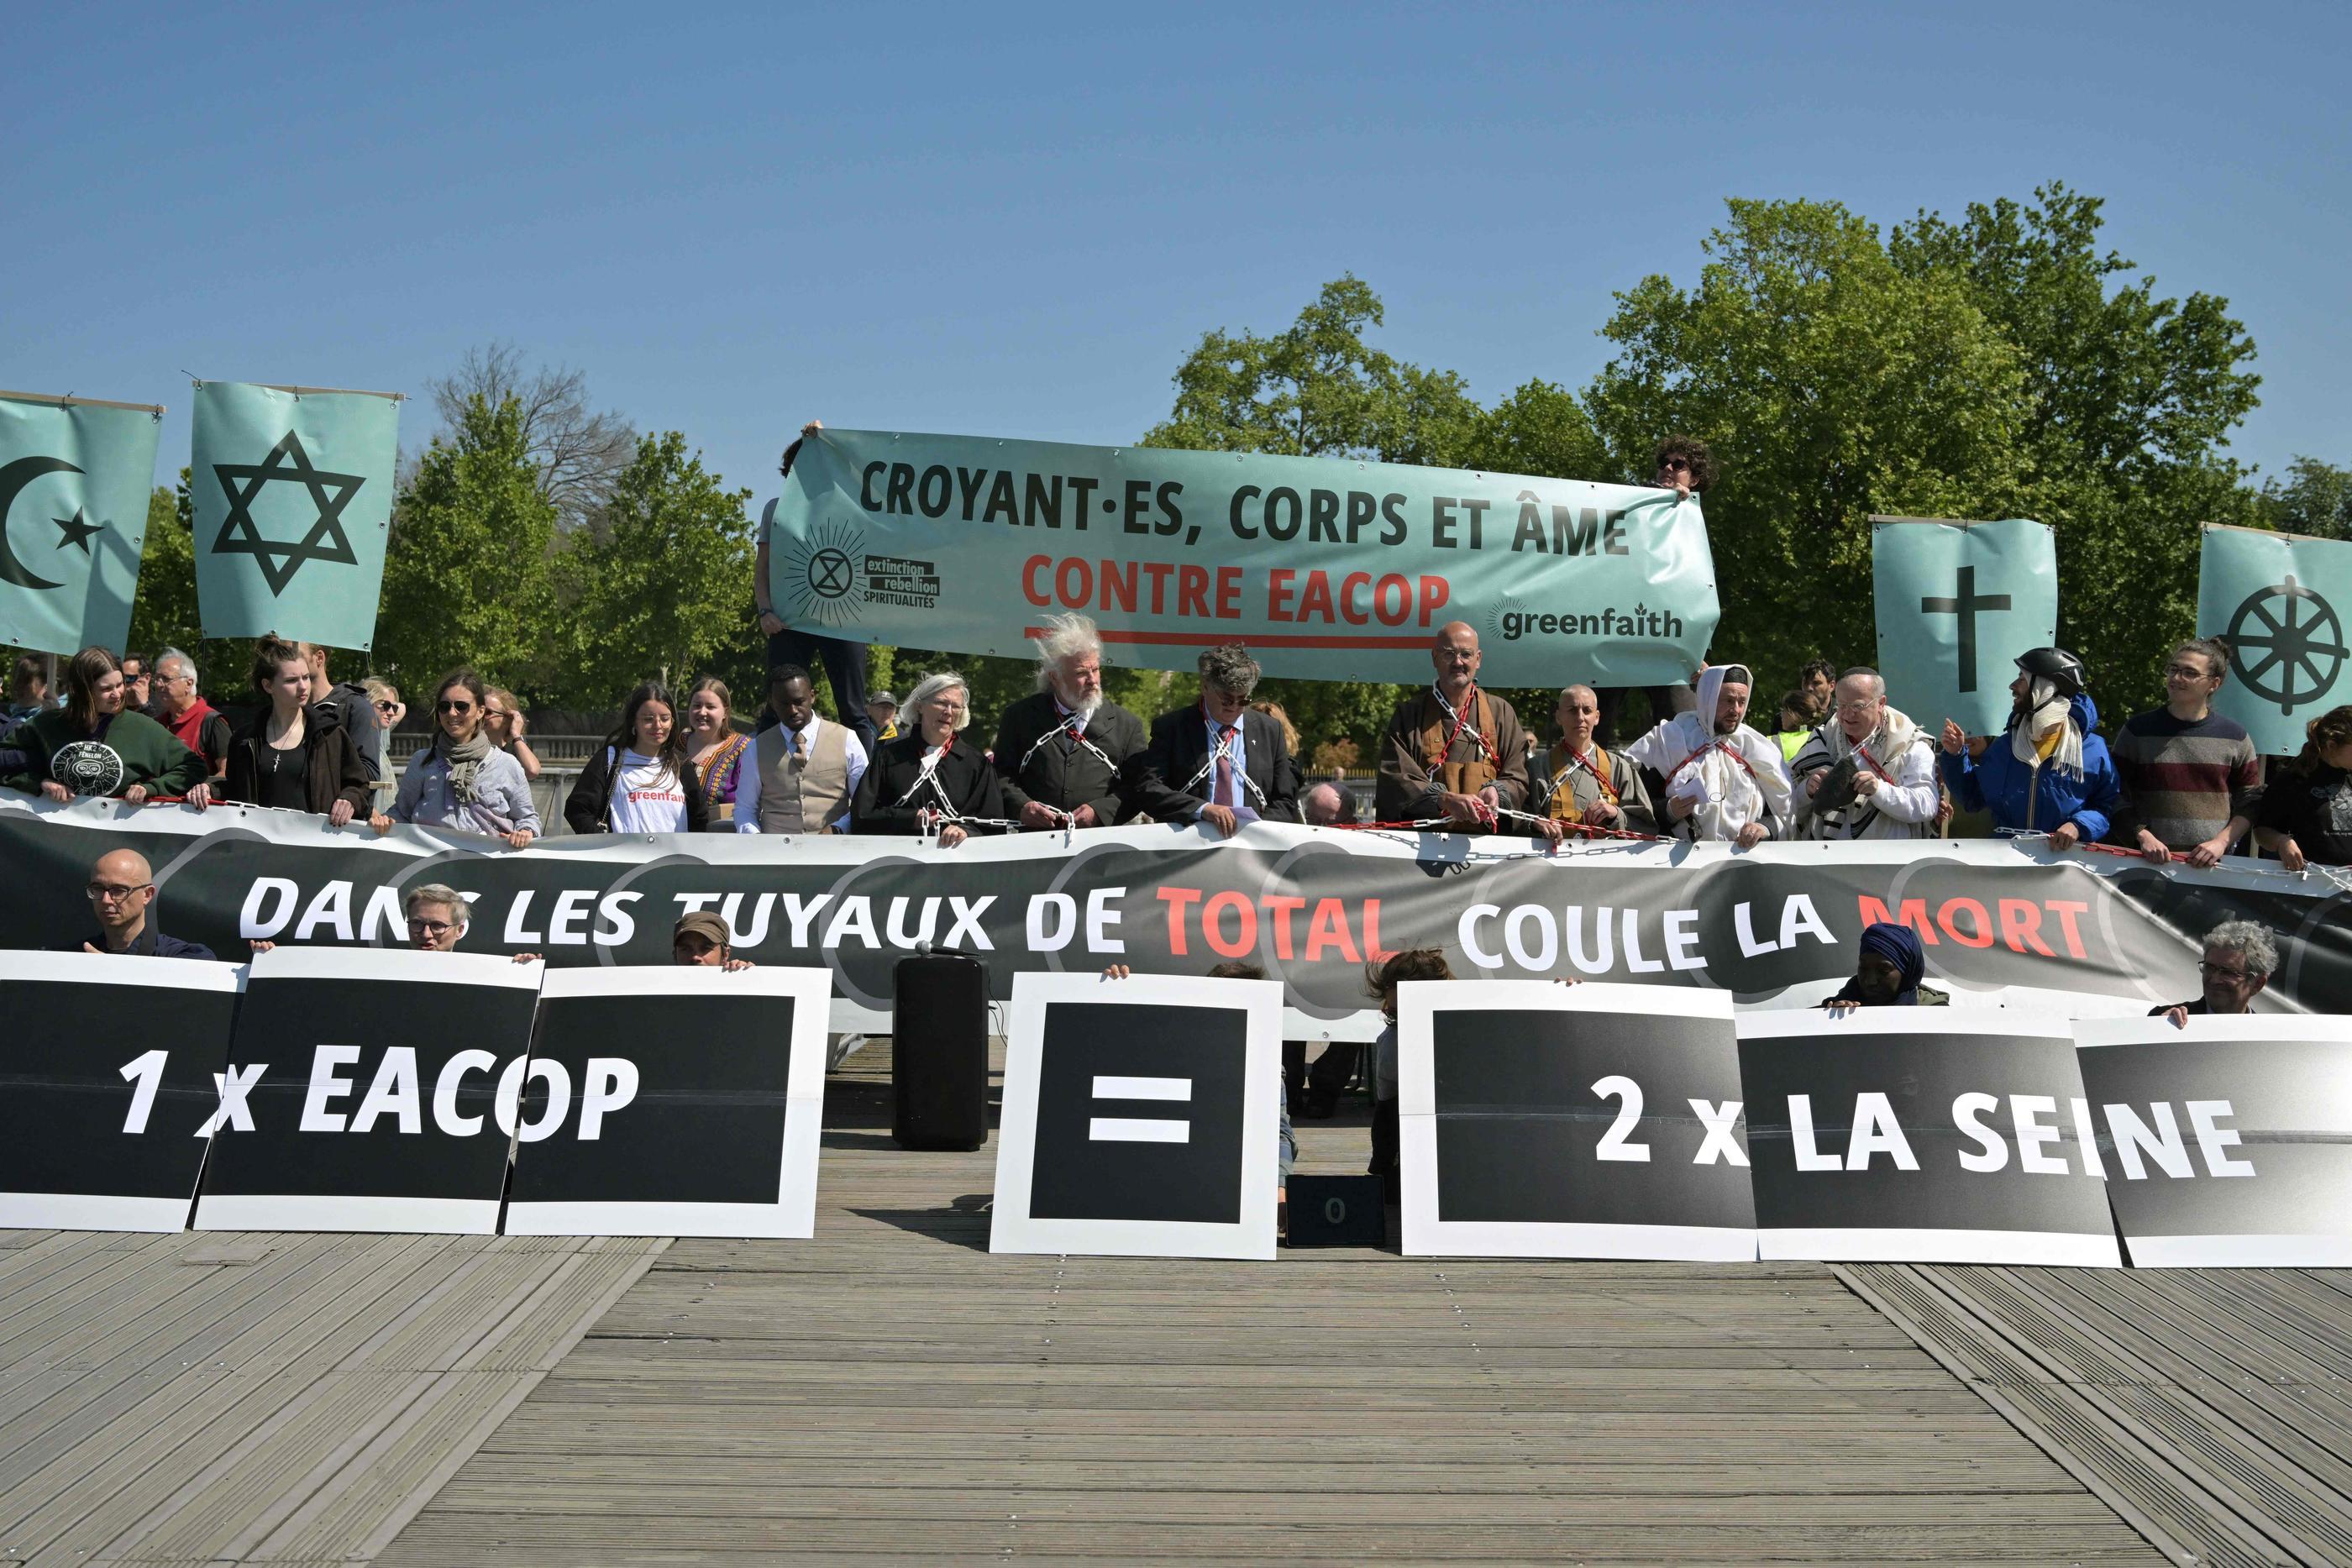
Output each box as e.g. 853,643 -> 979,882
993,613 -> 1147,830
1120,643 -> 1301,834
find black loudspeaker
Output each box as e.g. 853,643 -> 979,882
1284,1175 -> 1386,1247
891,953 -> 990,1151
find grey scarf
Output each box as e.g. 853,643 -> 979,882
436,729 -> 494,805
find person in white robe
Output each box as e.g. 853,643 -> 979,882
1623,663 -> 1793,847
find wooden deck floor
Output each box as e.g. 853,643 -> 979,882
10,1040 -> 2348,1565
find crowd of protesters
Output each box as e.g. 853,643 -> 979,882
5,427 -> 2349,873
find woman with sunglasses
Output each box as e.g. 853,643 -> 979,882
361,679 -> 404,809
564,680 -> 708,834
683,675 -> 749,828
371,669 -> 540,848
222,637 -> 372,824
481,688 -> 542,781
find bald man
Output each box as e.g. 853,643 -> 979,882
1374,621 -> 1532,832
72,847 -> 218,959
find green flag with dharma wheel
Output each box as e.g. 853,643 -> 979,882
2197,523 -> 2352,756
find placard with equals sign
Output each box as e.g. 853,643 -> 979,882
1089,1076 -> 1191,1142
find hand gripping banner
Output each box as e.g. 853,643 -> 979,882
767,427 -> 1720,686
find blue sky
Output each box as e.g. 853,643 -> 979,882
8,2 -> 2345,511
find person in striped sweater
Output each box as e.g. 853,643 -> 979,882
2108,638 -> 2262,868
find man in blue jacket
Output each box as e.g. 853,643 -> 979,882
1937,648 -> 2124,850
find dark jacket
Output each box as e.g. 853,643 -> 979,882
1119,705 -> 1302,825
564,746 -> 710,834
223,705 -> 373,816
1,707 -> 208,798
991,690 -> 1147,826
1939,693 -> 2124,839
69,921 -> 218,960
309,679 -> 385,781
852,733 -> 1005,835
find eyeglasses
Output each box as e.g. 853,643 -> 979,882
1657,456 -> 1692,473
161,674 -> 194,688
407,917 -> 458,936
1835,700 -> 1879,716
86,881 -> 149,901
437,700 -> 475,715
2165,663 -> 2213,679
2197,961 -> 2255,983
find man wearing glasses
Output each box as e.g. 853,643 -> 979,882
154,648 -> 231,788
1790,668 -> 1940,840
73,848 -> 217,959
402,884 -> 477,953
2109,637 -> 2260,868
2153,920 -> 2277,1026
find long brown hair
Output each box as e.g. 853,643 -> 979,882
687,675 -> 732,730
249,636 -> 308,696
606,680 -> 689,777
2287,704 -> 2352,778
65,645 -> 121,732
428,669 -> 490,755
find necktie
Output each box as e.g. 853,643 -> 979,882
1213,727 -> 1236,807
788,727 -> 803,761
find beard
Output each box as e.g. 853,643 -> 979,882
1056,685 -> 1102,723
1714,715 -> 1740,735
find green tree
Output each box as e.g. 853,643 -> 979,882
1458,379 -> 1611,484
124,470 -> 217,680
375,395 -> 560,697
1586,197 -> 2033,685
1890,184 -> 2265,716
563,433 -> 755,701
2262,457 -> 2352,541
1141,275 -> 1481,464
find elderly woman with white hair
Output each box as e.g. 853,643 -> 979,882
850,670 -> 1005,846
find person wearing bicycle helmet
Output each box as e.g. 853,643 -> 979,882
1936,647 -> 2124,849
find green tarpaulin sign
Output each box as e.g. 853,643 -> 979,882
0,391 -> 161,656
1872,517 -> 2058,736
2197,524 -> 2352,755
191,380 -> 401,650
767,428 -> 1719,685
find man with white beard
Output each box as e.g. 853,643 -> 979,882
1790,668 -> 1940,839
990,613 -> 1147,830
1624,663 -> 1793,847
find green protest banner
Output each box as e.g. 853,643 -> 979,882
1871,517 -> 2058,736
0,391 -> 162,657
191,380 -> 401,649
767,428 -> 1719,684
2197,523 -> 2352,755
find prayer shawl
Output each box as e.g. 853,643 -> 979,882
1790,705 -> 1939,840
1623,664 -> 1794,842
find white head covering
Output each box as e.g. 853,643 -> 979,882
1624,663 -> 1795,840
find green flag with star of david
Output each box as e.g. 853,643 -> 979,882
2197,523 -> 2352,756
191,380 -> 401,650
0,391 -> 162,657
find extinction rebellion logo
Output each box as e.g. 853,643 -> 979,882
782,518 -> 939,627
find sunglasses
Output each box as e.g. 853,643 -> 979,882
438,700 -> 475,715
372,700 -> 399,714
1657,456 -> 1692,473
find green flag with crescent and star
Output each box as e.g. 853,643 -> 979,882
0,391 -> 162,657
2197,523 -> 2352,756
1871,516 -> 2059,737
190,380 -> 400,650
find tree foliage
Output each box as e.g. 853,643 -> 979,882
374,395 -> 561,696
563,432 -> 757,699
1586,197 -> 2034,684
427,342 -> 636,533
2263,457 -> 2352,541
125,470 -> 206,666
